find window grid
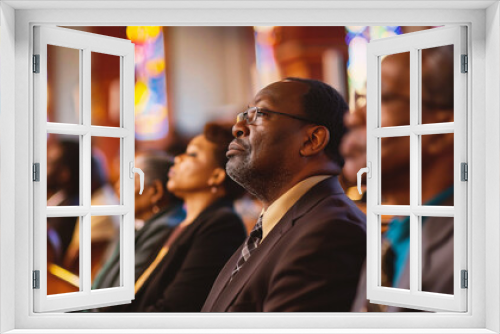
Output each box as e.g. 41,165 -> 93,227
34,26 -> 136,312
366,26 -> 467,312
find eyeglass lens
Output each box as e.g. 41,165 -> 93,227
237,108 -> 258,124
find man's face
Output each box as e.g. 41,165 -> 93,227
379,53 -> 411,180
226,80 -> 310,198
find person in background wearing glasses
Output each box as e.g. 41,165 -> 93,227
202,78 -> 366,312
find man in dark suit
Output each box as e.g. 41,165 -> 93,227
202,78 -> 366,312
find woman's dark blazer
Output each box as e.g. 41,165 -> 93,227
112,199 -> 246,312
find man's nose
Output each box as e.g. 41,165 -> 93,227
232,119 -> 249,138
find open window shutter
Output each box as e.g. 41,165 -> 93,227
365,26 -> 467,312
33,26 -> 135,312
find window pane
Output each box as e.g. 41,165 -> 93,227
91,52 -> 121,127
47,134 -> 80,206
421,45 -> 454,124
47,44 -> 80,124
421,133 -> 454,206
91,137 -> 121,205
381,215 -> 410,290
381,136 -> 410,205
420,216 -> 454,295
380,52 -> 410,127
91,215 -> 121,289
47,217 -> 80,295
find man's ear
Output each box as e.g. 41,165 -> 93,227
299,125 -> 330,157
208,167 -> 226,187
150,179 -> 165,204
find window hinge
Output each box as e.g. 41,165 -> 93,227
33,54 -> 40,73
33,163 -> 40,182
461,162 -> 468,181
33,270 -> 40,289
461,54 -> 468,73
461,270 -> 468,289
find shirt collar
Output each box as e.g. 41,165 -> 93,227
260,175 -> 332,241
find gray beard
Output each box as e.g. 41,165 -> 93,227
226,155 -> 292,203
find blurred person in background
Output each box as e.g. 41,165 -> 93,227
91,152 -> 185,291
103,122 -> 246,312
342,46 -> 455,312
47,139 -> 80,264
63,153 -> 121,279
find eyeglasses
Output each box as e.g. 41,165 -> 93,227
236,106 -> 315,125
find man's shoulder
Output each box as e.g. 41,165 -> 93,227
298,193 -> 366,232
294,177 -> 366,229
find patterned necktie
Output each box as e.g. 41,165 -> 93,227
229,215 -> 263,282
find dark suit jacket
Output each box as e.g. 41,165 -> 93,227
202,176 -> 366,312
92,203 -> 185,290
110,199 -> 246,312
351,215 -> 454,312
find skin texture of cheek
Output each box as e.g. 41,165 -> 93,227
170,169 -> 206,194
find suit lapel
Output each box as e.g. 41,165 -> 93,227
208,176 -> 344,311
211,215 -> 292,311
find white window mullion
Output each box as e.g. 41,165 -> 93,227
409,47 -> 420,296
81,47 -> 92,295
412,122 -> 454,135
121,50 -> 135,299
373,123 -> 454,138
90,126 -> 129,138
90,205 -> 130,216
47,123 -> 89,135
373,205 -> 455,216
365,48 -> 380,299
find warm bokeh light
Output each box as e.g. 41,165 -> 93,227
127,26 -> 169,141
126,26 -> 162,44
145,59 -> 166,77
134,80 -> 150,114
253,26 -> 280,89
345,26 -> 401,110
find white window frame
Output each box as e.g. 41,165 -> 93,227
33,26 -> 136,312
365,26 -> 468,312
1,1 -> 499,333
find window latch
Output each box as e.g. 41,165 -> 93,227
357,162 -> 371,195
129,161 -> 144,195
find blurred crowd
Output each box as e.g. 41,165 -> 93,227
46,43 -> 454,312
